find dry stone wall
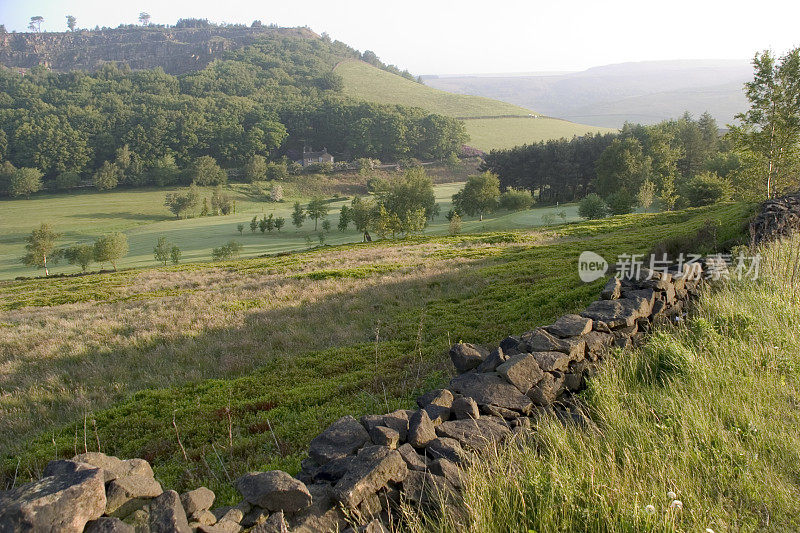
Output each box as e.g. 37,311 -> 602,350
750,192 -> 800,246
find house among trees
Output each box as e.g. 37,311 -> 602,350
298,147 -> 334,166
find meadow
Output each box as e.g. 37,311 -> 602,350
406,233 -> 800,532
0,177 -> 588,281
335,60 -> 614,151
0,201 -> 754,505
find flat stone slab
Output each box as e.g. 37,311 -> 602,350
434,418 -> 511,451
332,446 -> 407,509
496,353 -> 544,393
449,372 -> 533,414
581,297 -> 651,328
546,314 -> 593,337
236,471 -> 312,513
308,415 -> 370,465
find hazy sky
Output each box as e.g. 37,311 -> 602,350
2,0 -> 799,75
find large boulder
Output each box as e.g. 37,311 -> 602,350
520,328 -> 585,359
148,490 -> 191,533
105,472 -> 163,518
236,471 -> 312,513
180,487 -> 215,516
496,353 -> 544,393
72,453 -> 153,483
449,343 -> 487,373
308,415 -> 370,465
434,418 -> 511,451
332,446 -> 407,509
449,372 -> 533,414
546,314 -> 593,337
0,462 -> 106,533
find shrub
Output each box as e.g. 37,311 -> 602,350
54,171 -> 81,190
190,155 -> 226,186
93,161 -> 121,191
449,212 -> 462,235
265,161 -> 288,181
63,243 -> 93,272
499,188 -> 534,211
211,240 -> 242,261
304,162 -> 333,174
578,194 -> 608,219
9,167 -> 43,197
680,172 -> 733,207
606,191 -> 636,215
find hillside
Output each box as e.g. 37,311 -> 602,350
423,59 -> 752,128
335,60 -> 616,151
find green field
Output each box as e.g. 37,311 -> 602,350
0,182 -> 592,281
1,202 -> 754,505
335,60 -> 615,151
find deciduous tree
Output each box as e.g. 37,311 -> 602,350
21,223 -> 60,275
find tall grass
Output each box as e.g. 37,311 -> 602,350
406,235 -> 800,532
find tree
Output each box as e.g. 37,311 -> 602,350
211,187 -> 232,215
138,12 -> 151,26
170,246 -> 181,265
200,198 -> 210,217
93,161 -> 122,191
28,16 -> 44,32
212,240 -> 242,261
680,172 -> 734,207
452,171 -> 501,221
606,191 -> 637,215
449,212 -> 462,235
154,236 -> 171,265
498,188 -> 534,211
637,179 -> 656,210
596,137 -> 651,199
55,171 -> 81,190
164,184 -> 200,219
374,205 -> 403,239
243,155 -> 267,182
375,167 -> 438,225
94,233 -> 128,271
338,205 -> 352,231
274,216 -> 285,231
267,213 -> 275,232
150,154 -> 181,186
306,198 -> 329,230
269,184 -> 284,202
291,201 -> 306,229
9,168 -> 43,197
659,176 -> 678,211
66,15 -> 77,32
64,243 -> 93,272
350,196 -> 378,242
21,223 -> 60,275
321,219 -> 331,232
259,216 -> 268,233
250,215 -> 258,233
730,48 -> 800,197
0,161 -> 16,195
578,194 -> 609,220
189,156 -> 227,186
237,223 -> 244,235
265,161 -> 289,181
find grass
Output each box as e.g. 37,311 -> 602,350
0,202 -> 754,505
404,234 -> 800,532
1,176 -> 596,282
335,60 -> 615,151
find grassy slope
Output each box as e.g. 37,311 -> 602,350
407,237 -> 800,532
0,202 -> 754,504
0,181 -> 593,281
335,60 -> 615,151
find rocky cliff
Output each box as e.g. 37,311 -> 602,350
0,26 -> 319,74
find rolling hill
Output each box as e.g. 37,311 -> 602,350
335,60 -> 616,151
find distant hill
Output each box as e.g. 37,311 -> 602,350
422,60 -> 752,128
335,60 -> 615,151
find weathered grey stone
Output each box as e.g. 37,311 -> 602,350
72,453 -> 154,483
449,372 -> 533,414
520,329 -> 586,361
212,506 -> 243,523
358,518 -> 390,533
236,471 -> 312,513
401,471 -> 450,505
476,347 -> 508,372
84,517 -> 135,533
429,459 -> 463,490
416,389 -> 454,408
424,437 -> 469,464
581,297 -> 650,328
312,456 -> 356,484
197,519 -> 241,533
240,506 -> 269,528
622,288 -> 655,308
496,353 -> 544,392
434,418 -> 511,451
601,277 -> 621,299
396,443 -> 427,471
190,508 -> 217,525
287,483 -> 346,533
408,409 -> 437,448
360,410 -> 409,442
148,490 -> 191,533
332,445 -> 407,509
530,350 -> 573,372
582,331 -> 614,361
451,396 -> 480,420
180,486 -> 215,516
369,425 -> 400,449
499,336 -> 521,353
423,403 -> 451,425
308,415 -> 370,465
105,473 -> 163,518
0,462 -> 106,533
449,343 -> 488,373
480,403 -> 519,419
546,314 -> 593,337
252,510 -> 288,533
526,372 -> 565,405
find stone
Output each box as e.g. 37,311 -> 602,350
601,277 -> 621,299
581,297 -> 650,328
252,510 -> 288,533
332,445 -> 408,509
308,415 -> 370,465
582,330 -> 614,361
369,425 -> 400,449
622,288 -> 655,308
148,490 -> 191,533
191,509 -> 217,525
312,456 -> 356,484
449,343 -> 488,373
526,372 -> 564,405
499,336 -> 521,353
84,517 -> 135,533
396,443 -> 427,471
424,437 -> 469,464
287,483 -> 346,533
197,520 -> 241,533
530,350 -> 573,372
563,371 -> 584,392
476,347 -> 508,372
236,471 -> 312,513
434,418 -> 511,451
105,473 -> 164,518
496,353 -> 544,393
451,396 -> 480,420
429,459 -> 463,490
423,404 -> 451,425
360,410 -> 410,442
0,462 -> 106,533
480,404 -> 519,419
407,409 -> 437,448
520,329 -> 586,360
449,372 -> 533,414
241,506 -> 269,528
180,486 -> 215,516
546,314 -> 593,337
72,453 -> 153,483
401,471 -> 450,506
359,518 -> 390,533
416,389 -> 453,408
